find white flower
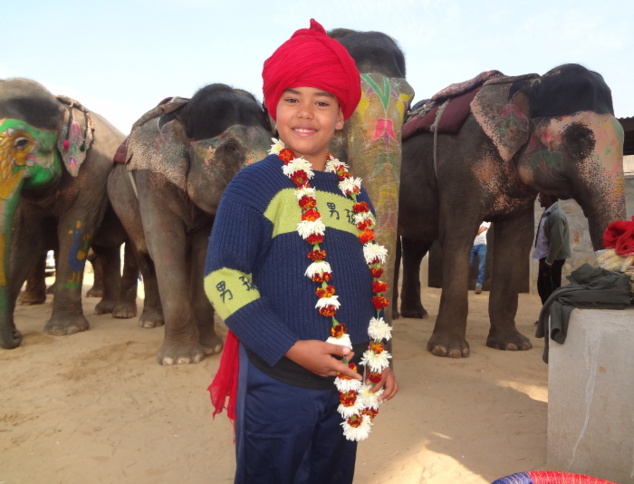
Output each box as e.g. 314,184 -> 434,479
297,219 -> 325,239
358,384 -> 383,410
334,376 -> 363,393
368,317 -> 392,341
360,349 -> 392,373
283,157 -> 314,180
325,157 -> 348,173
363,243 -> 388,265
315,295 -> 340,310
353,211 -> 375,225
269,138 -> 285,155
337,399 -> 365,419
304,260 -> 331,279
341,415 -> 373,441
338,177 -> 362,196
327,333 -> 352,348
295,186 -> 316,200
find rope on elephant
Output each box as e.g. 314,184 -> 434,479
431,99 -> 449,179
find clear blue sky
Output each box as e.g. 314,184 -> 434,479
3,0 -> 633,134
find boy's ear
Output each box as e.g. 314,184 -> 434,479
336,107 -> 345,130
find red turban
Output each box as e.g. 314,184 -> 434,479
262,19 -> 361,121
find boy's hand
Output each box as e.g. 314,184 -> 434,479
369,367 -> 398,402
285,340 -> 362,380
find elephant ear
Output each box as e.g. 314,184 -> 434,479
55,96 -> 95,177
470,74 -> 536,162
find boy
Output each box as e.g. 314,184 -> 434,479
204,19 -> 397,483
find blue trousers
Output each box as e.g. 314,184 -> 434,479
235,345 -> 357,483
469,243 -> 487,286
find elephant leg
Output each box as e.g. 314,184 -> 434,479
486,208 -> 533,352
91,245 -> 121,315
189,227 -> 222,356
399,237 -> 432,319
18,253 -> 47,305
427,216 -> 476,357
111,242 -> 139,319
137,187 -> 206,364
135,252 -> 164,328
86,250 -> 104,298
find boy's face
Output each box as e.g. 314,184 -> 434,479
275,86 -> 345,169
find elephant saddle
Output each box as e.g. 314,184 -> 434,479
112,96 -> 189,165
402,70 -> 504,140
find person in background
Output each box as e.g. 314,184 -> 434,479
470,222 -> 491,294
533,194 -> 572,304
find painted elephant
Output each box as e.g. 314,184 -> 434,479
0,78 -> 126,349
108,83 -> 273,365
397,63 -> 625,357
327,28 -> 415,324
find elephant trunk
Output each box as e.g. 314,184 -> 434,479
0,175 -> 27,349
583,188 -> 626,250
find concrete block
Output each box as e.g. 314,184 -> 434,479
547,307 -> 634,483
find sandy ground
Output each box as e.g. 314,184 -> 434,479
0,274 -> 550,484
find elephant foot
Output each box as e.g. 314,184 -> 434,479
44,314 -> 90,336
201,332 -> 224,356
0,328 -> 23,349
86,286 -> 104,298
112,301 -> 138,319
18,290 -> 46,305
157,340 -> 207,365
486,328 -> 533,351
427,333 -> 470,358
139,308 -> 165,329
400,305 -> 430,319
94,299 -> 116,315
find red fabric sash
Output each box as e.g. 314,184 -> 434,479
603,216 -> 634,256
207,330 -> 239,427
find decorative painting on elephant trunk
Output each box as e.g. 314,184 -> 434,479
332,73 -> 414,319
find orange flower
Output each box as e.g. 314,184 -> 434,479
359,229 -> 375,244
316,285 -> 335,298
372,280 -> 388,294
319,305 -> 337,317
330,322 -> 348,338
362,408 -> 379,420
353,201 -> 370,213
370,267 -> 384,278
299,196 -> 316,210
346,415 -> 363,428
306,234 -> 324,245
372,296 -> 390,310
279,148 -> 294,162
369,342 -> 384,354
302,208 -> 320,222
339,391 -> 357,406
356,219 -> 373,231
290,171 -> 309,185
311,271 -> 332,283
367,371 -> 382,383
308,249 -> 326,261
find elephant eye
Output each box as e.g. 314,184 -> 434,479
14,136 -> 32,151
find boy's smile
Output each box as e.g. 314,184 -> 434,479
275,86 -> 344,170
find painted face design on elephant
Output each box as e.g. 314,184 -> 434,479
0,118 -> 61,191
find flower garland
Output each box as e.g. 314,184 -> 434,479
270,138 -> 392,441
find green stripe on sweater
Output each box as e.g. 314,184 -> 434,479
264,188 -> 361,238
204,268 -> 260,320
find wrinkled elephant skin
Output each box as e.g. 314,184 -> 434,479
0,78 -> 124,349
399,64 -> 626,357
108,84 -> 272,365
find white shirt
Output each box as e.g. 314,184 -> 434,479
473,222 -> 491,246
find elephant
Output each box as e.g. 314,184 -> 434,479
397,63 -> 625,357
0,78 -> 127,349
327,28 -> 415,324
107,83 -> 273,365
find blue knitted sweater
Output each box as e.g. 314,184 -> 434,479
204,154 -> 375,387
